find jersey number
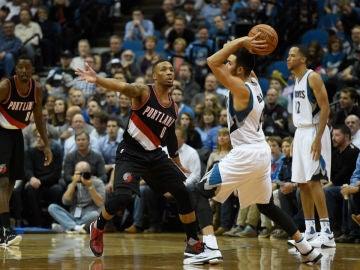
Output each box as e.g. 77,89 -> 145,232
295,101 -> 301,114
25,111 -> 33,122
160,126 -> 167,138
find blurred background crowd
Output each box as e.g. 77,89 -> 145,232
1,0 -> 360,244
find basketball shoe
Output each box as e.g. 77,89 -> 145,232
89,221 -> 104,257
298,247 -> 322,265
308,230 -> 336,248
0,227 -> 22,247
184,239 -> 204,257
183,244 -> 223,265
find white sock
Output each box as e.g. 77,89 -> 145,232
319,218 -> 332,234
203,235 -> 219,250
305,219 -> 316,234
295,237 -> 313,255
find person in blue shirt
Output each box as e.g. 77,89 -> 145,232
0,21 -> 22,77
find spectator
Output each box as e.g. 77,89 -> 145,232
177,62 -> 201,105
48,0 -> 77,51
0,6 -> 10,34
168,38 -> 189,79
124,9 -> 154,41
262,88 -> 290,138
164,15 -> 195,52
63,130 -> 107,184
211,15 -> 233,50
70,39 -> 91,71
85,99 -> 102,126
186,27 -> 217,86
340,153 -> 360,242
268,70 -> 289,110
0,20 -> 22,77
201,0 -> 221,26
337,0 -> 360,40
195,107 -> 218,146
137,35 -> 163,76
191,73 -> 226,108
35,5 -> 60,67
14,8 -> 42,64
162,10 -> 176,39
171,87 -> 195,118
101,35 -> 123,74
345,114 -> 360,148
95,117 -> 123,174
23,128 -> 63,227
120,49 -> 140,82
45,50 -> 75,100
48,161 -> 105,233
333,87 -> 360,125
324,124 -> 359,240
51,97 -> 68,128
177,0 -> 207,31
151,0 -> 175,32
89,110 -> 108,139
63,113 -> 96,157
177,112 -> 202,149
203,108 -> 227,151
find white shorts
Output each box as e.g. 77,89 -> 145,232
291,125 -> 331,183
204,141 -> 272,209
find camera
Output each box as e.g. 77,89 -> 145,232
80,172 -> 92,180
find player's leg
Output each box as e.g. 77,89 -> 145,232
257,197 -> 322,265
89,158 -> 142,257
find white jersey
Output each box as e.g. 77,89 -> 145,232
292,69 -> 320,127
226,77 -> 266,146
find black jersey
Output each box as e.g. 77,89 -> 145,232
0,76 -> 37,129
123,84 -> 177,153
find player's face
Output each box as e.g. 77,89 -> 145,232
226,55 -> 237,75
287,47 -> 303,71
15,59 -> 34,82
153,62 -> 175,87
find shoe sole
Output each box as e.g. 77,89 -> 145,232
303,252 -> 323,265
184,256 -> 223,265
89,223 -> 103,257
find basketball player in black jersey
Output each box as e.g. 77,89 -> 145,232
0,57 -> 53,246
76,59 -> 203,260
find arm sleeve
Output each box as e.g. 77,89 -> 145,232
166,124 -> 179,158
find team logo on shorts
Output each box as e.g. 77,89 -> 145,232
123,172 -> 133,183
0,164 -> 7,175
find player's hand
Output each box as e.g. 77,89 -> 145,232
76,63 -> 97,83
43,146 -> 53,166
105,182 -> 114,193
242,33 -> 268,54
310,138 -> 321,161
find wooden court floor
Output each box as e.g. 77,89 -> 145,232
1,232 -> 359,270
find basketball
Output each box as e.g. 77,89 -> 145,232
248,24 -> 278,55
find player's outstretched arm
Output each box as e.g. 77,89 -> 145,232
76,63 -> 147,98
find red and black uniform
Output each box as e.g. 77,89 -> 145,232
0,76 -> 37,179
106,85 -> 191,216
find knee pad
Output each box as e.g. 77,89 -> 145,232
104,189 -> 133,215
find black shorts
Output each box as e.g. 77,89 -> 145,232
0,126 -> 25,180
114,141 -> 186,195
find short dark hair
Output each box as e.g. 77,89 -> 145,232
333,124 -> 351,138
152,59 -> 171,74
75,130 -> 90,141
233,48 -> 255,76
294,44 -> 310,59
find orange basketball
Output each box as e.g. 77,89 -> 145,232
248,24 -> 278,55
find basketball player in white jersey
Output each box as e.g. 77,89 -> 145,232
287,45 -> 336,248
184,35 -> 322,265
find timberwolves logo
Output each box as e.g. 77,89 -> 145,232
0,164 -> 7,174
123,172 -> 133,183
312,155 -> 328,181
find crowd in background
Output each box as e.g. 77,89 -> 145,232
1,0 -> 360,243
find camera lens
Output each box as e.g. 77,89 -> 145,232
80,172 -> 91,180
